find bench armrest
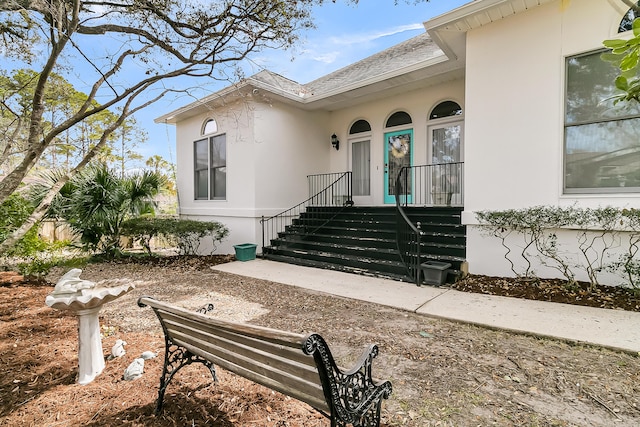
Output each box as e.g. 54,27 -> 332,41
303,334 -> 392,426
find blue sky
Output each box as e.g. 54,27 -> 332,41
135,0 -> 470,165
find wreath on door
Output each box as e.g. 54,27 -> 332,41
389,135 -> 409,158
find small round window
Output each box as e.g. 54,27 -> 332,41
202,119 -> 217,135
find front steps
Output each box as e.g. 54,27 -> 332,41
262,206 -> 466,283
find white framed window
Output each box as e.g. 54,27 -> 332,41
202,118 -> 218,135
349,119 -> 371,196
564,51 -> 640,193
194,134 -> 226,200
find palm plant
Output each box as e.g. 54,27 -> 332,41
48,164 -> 164,256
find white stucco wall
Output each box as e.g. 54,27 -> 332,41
328,79 -> 465,206
252,101 -> 330,211
463,0 -> 640,282
174,95 -> 330,254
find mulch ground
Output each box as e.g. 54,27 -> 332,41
451,274 -> 640,312
1,255 -> 639,426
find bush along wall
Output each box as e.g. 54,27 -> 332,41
121,217 -> 229,256
476,206 -> 640,292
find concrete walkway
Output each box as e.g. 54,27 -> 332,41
212,259 -> 640,354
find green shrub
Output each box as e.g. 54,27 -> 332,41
16,253 -> 89,279
121,217 -> 229,255
43,164 -> 164,257
0,193 -> 52,257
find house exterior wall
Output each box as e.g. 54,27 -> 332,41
463,0 -> 638,281
175,97 -> 330,254
328,79 -> 465,206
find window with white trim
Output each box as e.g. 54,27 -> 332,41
194,133 -> 226,200
564,51 -> 640,193
349,120 -> 372,196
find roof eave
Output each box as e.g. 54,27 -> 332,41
424,0 -> 556,61
154,77 -> 306,124
301,52 -> 450,104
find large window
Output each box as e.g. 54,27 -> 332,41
194,134 -> 226,200
564,51 -> 640,193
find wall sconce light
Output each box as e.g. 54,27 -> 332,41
331,134 -> 340,150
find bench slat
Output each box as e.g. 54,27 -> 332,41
159,310 -> 314,367
170,329 -> 331,413
146,299 -> 307,347
163,318 -> 323,385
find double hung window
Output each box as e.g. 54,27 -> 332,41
194,134 -> 226,200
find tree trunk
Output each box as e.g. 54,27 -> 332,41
0,148 -> 42,201
0,178 -> 69,253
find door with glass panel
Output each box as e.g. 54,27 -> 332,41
429,121 -> 463,205
350,139 -> 371,203
384,129 -> 413,204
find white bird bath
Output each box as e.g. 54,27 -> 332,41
45,269 -> 134,385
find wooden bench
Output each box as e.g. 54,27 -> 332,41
138,296 -> 392,427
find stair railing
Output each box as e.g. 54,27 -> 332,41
396,162 -> 464,207
261,172 -> 352,255
395,167 -> 423,285
394,162 -> 464,284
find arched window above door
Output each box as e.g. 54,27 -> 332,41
202,118 -> 218,135
619,3 -> 640,33
385,111 -> 412,128
349,119 -> 371,134
429,101 -> 462,120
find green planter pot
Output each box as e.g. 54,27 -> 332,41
233,243 -> 257,261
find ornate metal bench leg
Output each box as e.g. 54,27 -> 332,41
359,401 -> 383,427
155,341 -> 217,414
303,334 -> 392,427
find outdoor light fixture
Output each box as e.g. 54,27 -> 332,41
331,134 -> 340,150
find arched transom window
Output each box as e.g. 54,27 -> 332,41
385,111 -> 412,128
429,101 -> 462,120
619,3 -> 640,33
202,118 -> 218,135
349,119 -> 371,134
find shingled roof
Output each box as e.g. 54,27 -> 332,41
304,33 -> 442,96
248,32 -> 442,100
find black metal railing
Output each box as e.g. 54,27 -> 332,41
396,162 -> 464,207
395,162 -> 464,284
261,172 -> 353,254
395,168 -> 423,285
307,172 -> 353,207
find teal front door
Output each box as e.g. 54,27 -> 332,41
384,129 -> 413,204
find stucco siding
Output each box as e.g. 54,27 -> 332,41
464,2 -> 563,213
174,96 -> 331,254
252,100 -> 330,212
328,79 -> 465,206
464,0 -> 639,282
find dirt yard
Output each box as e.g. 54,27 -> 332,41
1,256 -> 639,426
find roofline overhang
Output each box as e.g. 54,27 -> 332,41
424,0 -> 556,61
156,51 -> 451,123
154,77 -> 304,124
157,0 -> 556,124
302,51 -> 449,104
